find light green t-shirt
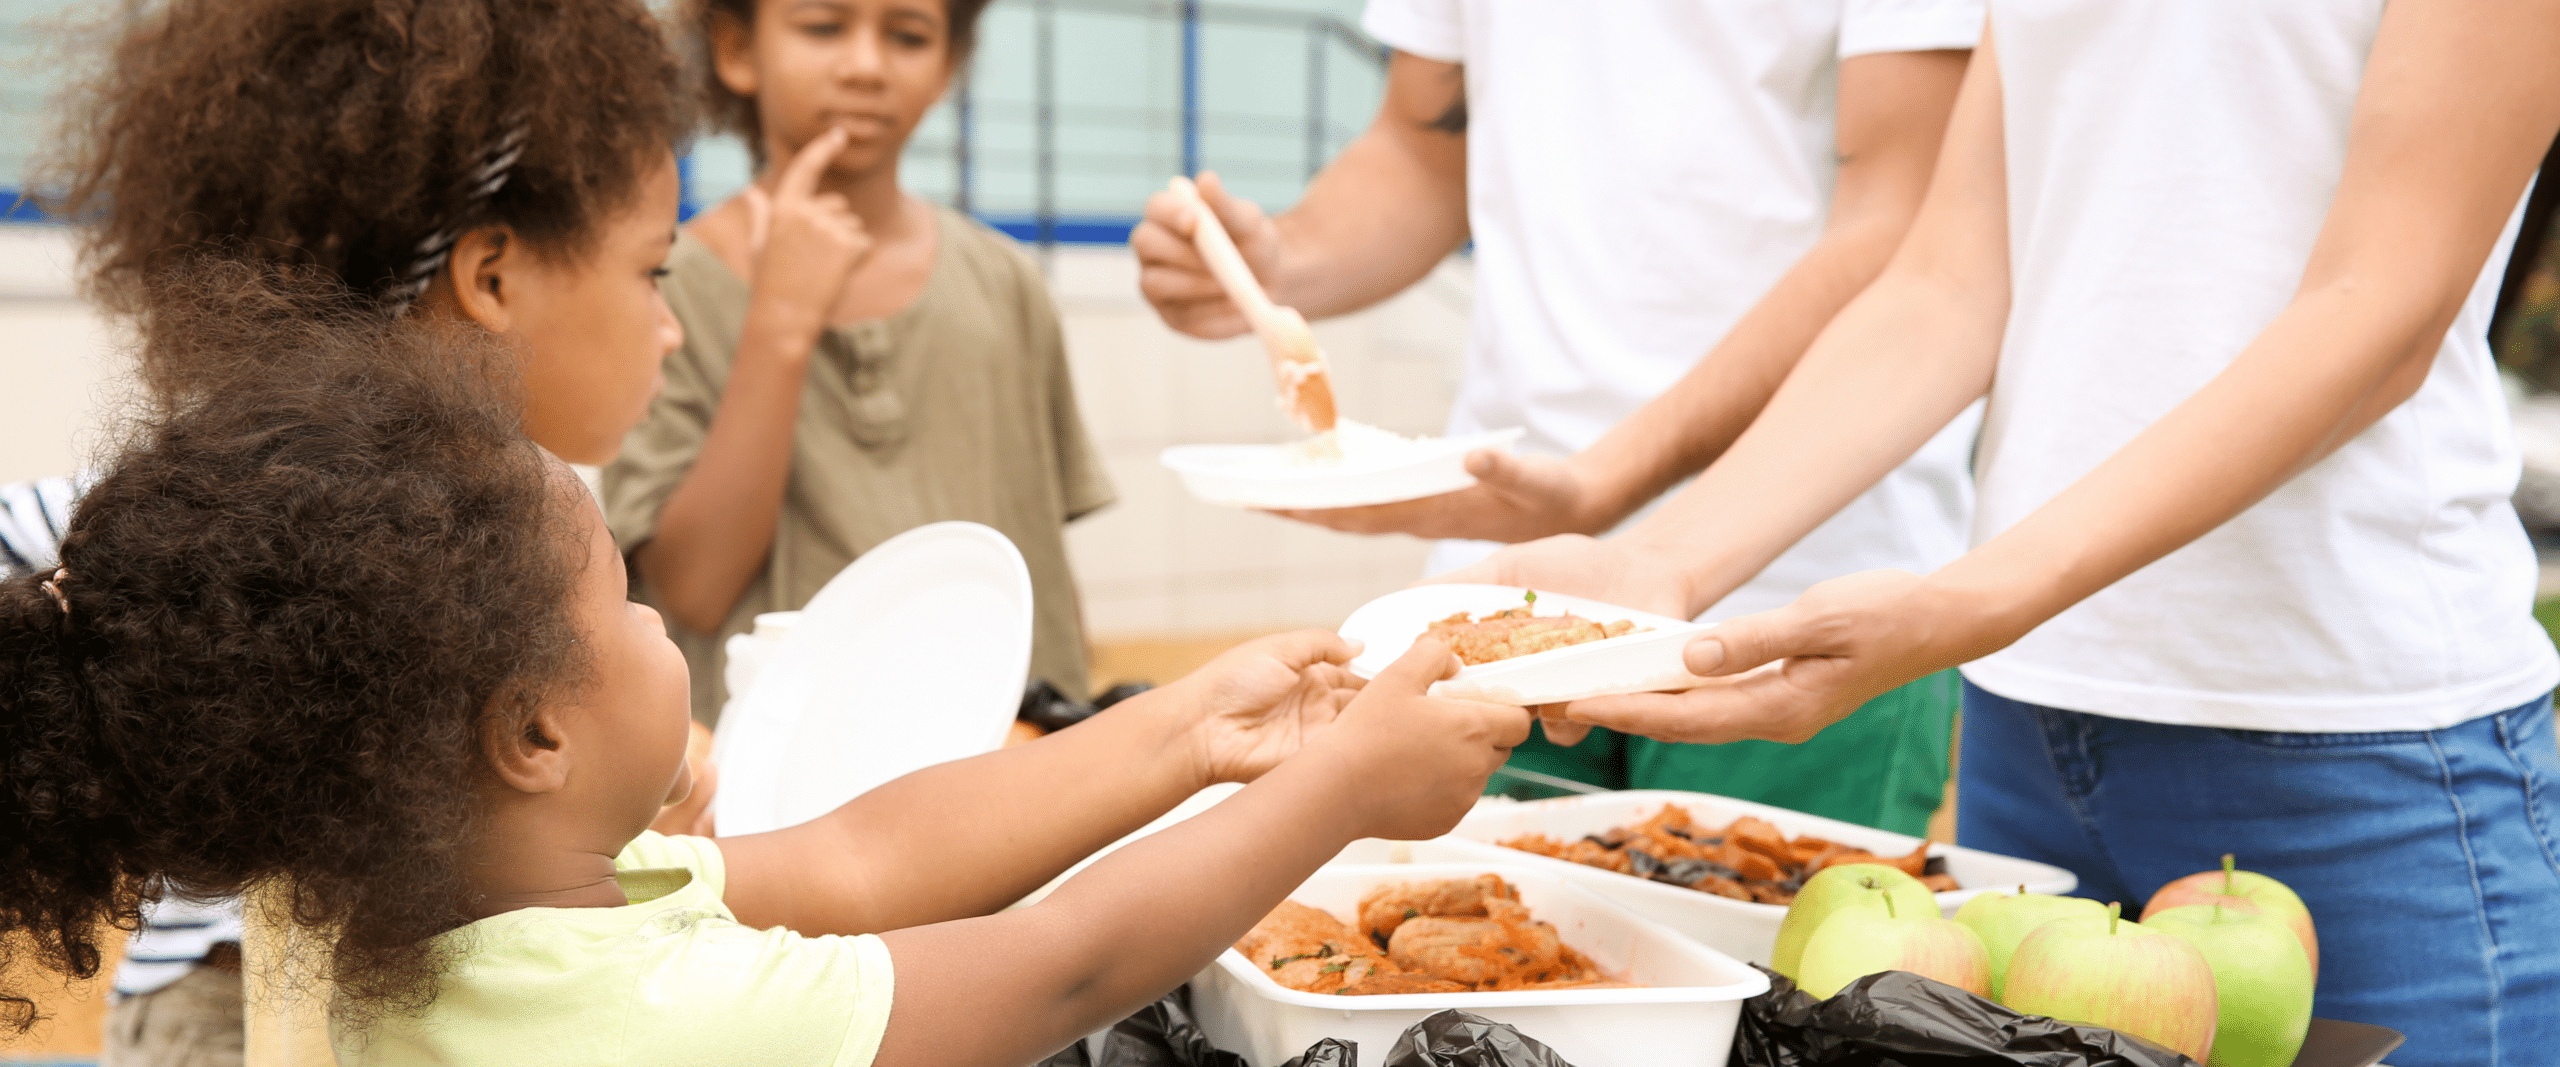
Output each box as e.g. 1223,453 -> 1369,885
338,833 -> 894,1067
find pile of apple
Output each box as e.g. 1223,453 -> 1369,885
1769,855 -> 2317,1067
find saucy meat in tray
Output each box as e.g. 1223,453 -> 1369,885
1235,874 -> 1635,996
1500,805 -> 1959,906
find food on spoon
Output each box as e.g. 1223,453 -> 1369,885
1237,875 -> 1635,995
1499,804 -> 1959,907
1426,590 -> 1645,666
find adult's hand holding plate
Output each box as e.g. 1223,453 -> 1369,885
1267,449 -> 1607,541
1559,568 -> 1985,746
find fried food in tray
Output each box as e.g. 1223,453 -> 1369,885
1237,875 -> 1635,996
1425,591 -> 1645,666
1500,804 -> 1960,906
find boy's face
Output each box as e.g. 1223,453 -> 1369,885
557,470 -> 698,833
719,0 -> 954,178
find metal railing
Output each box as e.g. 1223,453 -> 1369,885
920,0 -> 1388,251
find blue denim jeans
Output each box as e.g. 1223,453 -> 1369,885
1959,682 -> 2560,1067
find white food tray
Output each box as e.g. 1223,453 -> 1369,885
1160,427 -> 1526,510
1191,863 -> 1765,1067
1339,585 -> 1710,706
1436,791 -> 2079,967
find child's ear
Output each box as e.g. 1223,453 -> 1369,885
443,226 -> 520,335
708,10 -> 760,99
481,704 -> 572,795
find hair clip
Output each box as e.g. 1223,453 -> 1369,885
40,567 -> 68,616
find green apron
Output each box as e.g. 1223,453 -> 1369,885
1491,669 -> 1959,837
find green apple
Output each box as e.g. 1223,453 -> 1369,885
2003,903 -> 2218,1063
1953,886 -> 2109,1000
1796,892 -> 1993,999
2142,854 -> 2319,979
1772,862 -> 1937,979
2148,903 -> 2313,1067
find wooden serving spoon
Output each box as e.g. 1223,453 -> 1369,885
1167,175 -> 1339,433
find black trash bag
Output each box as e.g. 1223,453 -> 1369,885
1048,996 -> 1567,1067
1733,966 -> 2202,1067
1020,679 -> 1156,734
1383,1010 -> 1579,1067
1280,1039 -> 1357,1067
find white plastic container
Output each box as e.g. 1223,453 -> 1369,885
1160,427 -> 1525,510
1437,792 -> 2079,967
1190,863 -> 1767,1067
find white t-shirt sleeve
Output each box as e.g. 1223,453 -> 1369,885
1362,0 -> 1464,63
1839,0 -> 1984,59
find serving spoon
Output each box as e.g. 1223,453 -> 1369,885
1167,175 -> 1339,433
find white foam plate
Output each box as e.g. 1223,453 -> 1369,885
1338,584 -> 1710,706
1160,426 -> 1527,510
711,521 -> 1032,836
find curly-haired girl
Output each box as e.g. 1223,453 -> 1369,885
0,272 -> 1529,1066
40,3 -> 705,1051
47,0 -> 688,464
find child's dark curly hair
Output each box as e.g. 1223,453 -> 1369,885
43,0 -> 685,383
0,263 -> 586,1031
686,0 -> 995,163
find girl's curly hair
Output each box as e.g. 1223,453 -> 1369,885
686,0 -> 995,164
42,0 -> 686,391
0,263 -> 586,1031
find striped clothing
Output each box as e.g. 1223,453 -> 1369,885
1,475 -> 245,997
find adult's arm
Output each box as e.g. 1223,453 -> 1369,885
632,128 -> 870,634
1438,32 -> 2015,622
1562,0 -> 2560,745
1131,51 -> 1469,339
1274,49 -> 1972,540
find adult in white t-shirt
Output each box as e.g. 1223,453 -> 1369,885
1132,0 -> 1983,835
1452,2 -> 2560,1059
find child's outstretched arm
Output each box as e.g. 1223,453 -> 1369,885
718,629 -> 1366,936
868,639 -> 1528,1067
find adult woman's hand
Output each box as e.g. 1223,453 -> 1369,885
1555,568 -> 2013,745
1268,450 -> 1618,542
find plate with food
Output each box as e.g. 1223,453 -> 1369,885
1159,424 -> 1526,510
1338,584 -> 1710,706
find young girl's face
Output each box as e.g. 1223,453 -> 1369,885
509,151 -> 686,465
722,0 -> 955,178
560,471 -> 697,830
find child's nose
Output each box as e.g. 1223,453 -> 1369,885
656,293 -> 684,355
838,23 -> 887,80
